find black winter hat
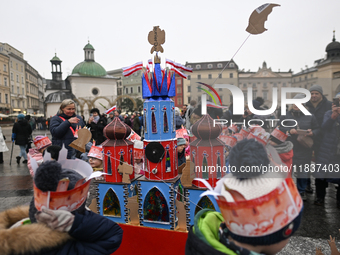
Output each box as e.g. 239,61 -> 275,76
228,139 -> 270,179
90,108 -> 100,115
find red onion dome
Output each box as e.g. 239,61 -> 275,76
191,114 -> 222,140
103,117 -> 131,140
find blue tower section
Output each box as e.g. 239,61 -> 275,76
142,61 -> 176,141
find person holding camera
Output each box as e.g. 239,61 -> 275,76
314,93 -> 340,207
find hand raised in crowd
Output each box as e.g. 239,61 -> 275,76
68,117 -> 80,124
331,104 -> 340,119
88,116 -> 94,124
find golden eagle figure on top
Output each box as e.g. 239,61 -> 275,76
148,26 -> 165,54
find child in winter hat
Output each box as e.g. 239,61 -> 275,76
27,135 -> 59,177
186,139 -> 303,255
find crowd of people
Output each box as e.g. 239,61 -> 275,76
4,86 -> 340,254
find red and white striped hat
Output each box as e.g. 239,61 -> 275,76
88,142 -> 103,160
33,136 -> 52,150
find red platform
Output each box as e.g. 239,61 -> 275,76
114,224 -> 188,255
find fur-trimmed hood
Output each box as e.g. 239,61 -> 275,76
0,206 -> 71,255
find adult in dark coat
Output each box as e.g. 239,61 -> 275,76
305,84 -> 332,198
124,114 -> 132,127
12,114 -> 32,164
279,94 -> 320,200
87,108 -> 107,145
49,99 -> 85,159
314,99 -> 340,206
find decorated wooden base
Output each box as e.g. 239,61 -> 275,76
113,224 -> 187,255
184,186 -> 221,227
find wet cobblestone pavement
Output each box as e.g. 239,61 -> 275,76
1,126 -> 340,254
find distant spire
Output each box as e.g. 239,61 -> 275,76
333,30 -> 336,42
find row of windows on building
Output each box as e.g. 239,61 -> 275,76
186,86 -> 225,93
2,61 -> 26,74
26,72 -> 38,83
11,85 -> 24,95
28,97 -> 39,108
293,74 -> 314,82
11,99 -> 24,108
2,65 -> 38,83
124,86 -> 141,94
28,84 -> 39,95
241,82 -> 288,88
187,63 -> 235,69
186,90 -> 272,105
187,73 -> 234,80
7,98 -> 40,108
10,61 -> 24,72
10,73 -> 24,84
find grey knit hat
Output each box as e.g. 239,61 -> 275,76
309,84 -> 323,95
177,137 -> 186,146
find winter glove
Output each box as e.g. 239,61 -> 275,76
11,133 -> 16,142
35,208 -> 74,232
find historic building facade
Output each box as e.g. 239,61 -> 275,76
0,52 -> 11,114
0,43 -> 27,114
239,62 -> 292,106
25,63 -> 40,114
292,32 -> 340,99
67,42 -> 118,118
183,60 -> 239,106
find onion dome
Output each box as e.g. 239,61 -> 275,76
191,114 -> 222,140
83,42 -> 95,50
326,31 -> 340,58
103,117 -> 131,140
71,62 -> 106,76
51,53 -> 61,62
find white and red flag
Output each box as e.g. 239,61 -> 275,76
171,67 -> 188,79
206,101 -> 229,109
122,62 -> 143,77
146,59 -> 153,72
166,59 -> 193,73
105,105 -> 117,114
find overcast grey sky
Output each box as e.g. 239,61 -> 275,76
1,0 -> 339,79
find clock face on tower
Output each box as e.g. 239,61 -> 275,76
263,71 -> 268,76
